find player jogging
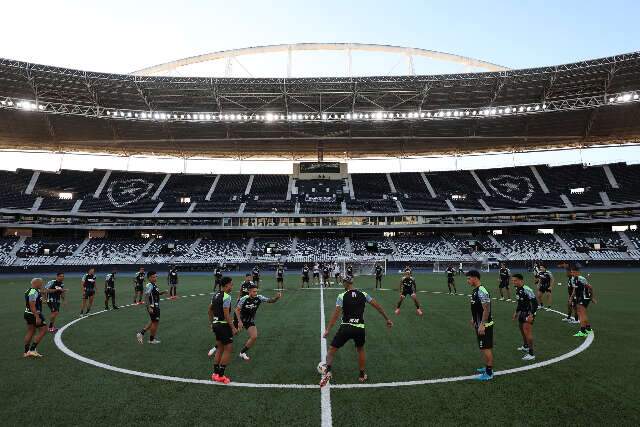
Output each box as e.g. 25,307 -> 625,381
536,264 -> 554,310
275,264 -> 285,290
133,267 -> 145,304
466,270 -> 494,381
374,263 -> 384,289
320,276 -> 393,386
234,285 -> 282,361
136,271 -> 167,344
446,264 -> 457,295
23,278 -> 47,358
252,265 -> 261,288
301,264 -> 310,288
511,273 -> 538,361
569,265 -> 596,337
80,267 -> 97,316
209,277 -> 237,384
168,265 -> 178,299
44,272 -> 66,332
498,263 -> 511,301
394,270 -> 423,316
104,270 -> 118,310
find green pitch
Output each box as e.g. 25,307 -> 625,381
1,271 -> 639,426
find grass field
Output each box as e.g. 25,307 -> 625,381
1,270 -> 639,426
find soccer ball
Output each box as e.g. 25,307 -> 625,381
317,361 -> 327,375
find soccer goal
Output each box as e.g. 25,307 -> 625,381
342,258 -> 387,276
433,260 -> 489,273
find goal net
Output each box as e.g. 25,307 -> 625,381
342,259 -> 387,276
433,260 -> 489,273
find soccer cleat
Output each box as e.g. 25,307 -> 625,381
207,347 -> 216,357
359,373 -> 368,383
394,308 -> 400,315
136,332 -> 144,344
416,308 -> 424,316
545,307 -> 551,311
239,352 -> 250,361
149,339 -> 161,344
476,367 -> 486,373
499,297 -> 505,301
23,352 -> 30,358
27,350 -> 43,358
319,371 -> 332,387
474,373 -> 493,381
517,346 -> 529,352
561,317 -> 570,322
570,319 -> 580,324
218,376 -> 231,384
49,327 -> 58,333
586,329 -> 594,334
113,306 -> 119,310
573,331 -> 588,337
104,306 -> 109,310
522,354 -> 536,361
211,373 -> 220,382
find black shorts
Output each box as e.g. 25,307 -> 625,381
499,280 -> 509,289
148,307 -> 160,322
276,277 -> 284,283
233,318 -> 256,329
47,301 -> 61,312
24,312 -> 45,326
83,290 -> 95,299
213,323 -> 233,345
302,275 -> 309,283
517,311 -> 534,324
331,324 -> 365,349
578,299 -> 590,308
447,277 -> 454,284
401,288 -> 415,297
169,281 -> 177,287
376,275 -> 383,280
539,284 -> 551,293
476,325 -> 494,349
105,288 -> 115,297
313,272 -> 319,278
135,284 -> 144,292
252,275 -> 260,282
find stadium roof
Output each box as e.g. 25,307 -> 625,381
0,51 -> 639,159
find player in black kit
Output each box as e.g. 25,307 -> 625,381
209,277 -> 237,384
498,263 -> 511,301
466,270 -> 494,381
394,270 -> 423,316
104,270 -> 118,310
24,278 -> 47,358
446,265 -> 457,294
320,276 -> 392,386
275,264 -> 285,290
235,285 -> 282,361
136,271 -> 167,345
80,268 -> 97,316
511,273 -> 538,361
133,267 -> 145,305
44,272 -> 66,332
168,265 -> 178,299
536,264 -> 554,309
214,266 -> 223,292
374,263 -> 384,289
301,264 -> 310,288
322,264 -> 331,288
252,265 -> 261,288
569,265 -> 596,337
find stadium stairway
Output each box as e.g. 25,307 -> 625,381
24,171 -> 40,195
290,237 -> 298,255
286,176 -> 294,200
602,164 -> 620,189
420,172 -> 438,198
72,237 -> 91,256
553,233 -> 578,255
186,237 -> 202,256
135,238 -> 156,261
529,166 -> 550,193
9,236 -> 27,257
619,231 -> 636,250
93,170 -> 111,198
488,235 -> 506,259
344,237 -> 352,254
245,237 -> 255,256
205,175 -> 220,201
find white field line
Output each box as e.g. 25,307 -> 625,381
319,285 -> 333,426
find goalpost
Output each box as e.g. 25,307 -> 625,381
342,258 -> 387,276
433,260 -> 490,273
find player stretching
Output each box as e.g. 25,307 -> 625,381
446,264 -> 457,295
133,267 -> 145,304
498,263 -> 511,301
394,270 -> 423,316
136,271 -> 167,344
301,264 -> 310,288
23,278 -> 47,357
80,268 -> 97,316
374,263 -> 384,289
536,264 -> 554,310
512,273 -> 538,361
320,276 -> 393,386
45,272 -> 66,332
466,270 -> 494,381
209,277 -> 237,384
252,265 -> 261,289
569,265 -> 596,337
275,264 -> 285,290
168,265 -> 178,299
104,270 -> 118,310
235,285 -> 282,361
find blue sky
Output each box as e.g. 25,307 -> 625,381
1,0 -> 638,75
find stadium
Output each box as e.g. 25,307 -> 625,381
2,4 -> 640,426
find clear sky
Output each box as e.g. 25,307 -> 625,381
1,0 -> 638,75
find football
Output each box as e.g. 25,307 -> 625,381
317,361 -> 327,375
